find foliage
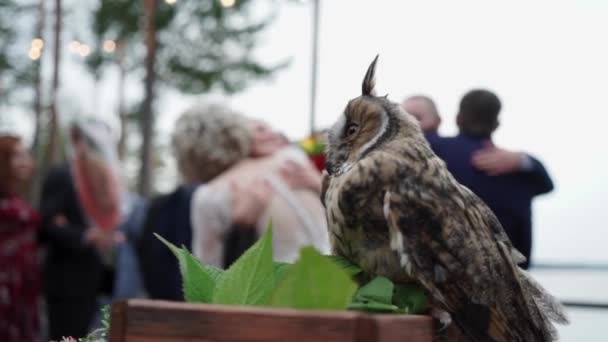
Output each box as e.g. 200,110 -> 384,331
212,224 -> 276,305
157,225 -> 429,314
67,305 -> 111,342
156,233 -> 222,302
0,0 -> 36,104
348,277 -> 428,314
270,247 -> 357,310
87,0 -> 284,94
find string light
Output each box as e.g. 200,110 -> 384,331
31,38 -> 44,49
103,40 -> 116,53
78,44 -> 91,57
69,40 -> 81,53
28,48 -> 41,60
220,0 -> 235,8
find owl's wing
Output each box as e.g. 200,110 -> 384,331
383,164 -> 553,341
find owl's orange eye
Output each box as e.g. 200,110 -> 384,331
345,123 -> 359,138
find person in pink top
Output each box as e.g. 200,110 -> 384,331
39,118 -> 125,340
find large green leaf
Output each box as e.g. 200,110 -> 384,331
154,233 -> 220,303
212,226 -> 275,305
270,247 -> 357,310
273,262 -> 293,284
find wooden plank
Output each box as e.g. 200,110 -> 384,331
110,299 -> 435,342
109,301 -> 127,342
372,314 -> 434,341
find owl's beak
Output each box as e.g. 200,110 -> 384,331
325,160 -> 335,175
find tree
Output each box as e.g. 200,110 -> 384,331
0,0 -> 37,105
86,0 -> 285,196
139,0 -> 158,197
31,0 -> 46,157
42,0 -> 63,169
0,0 -> 48,204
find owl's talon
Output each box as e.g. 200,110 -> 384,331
431,308 -> 452,332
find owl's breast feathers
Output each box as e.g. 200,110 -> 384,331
324,141 -> 565,341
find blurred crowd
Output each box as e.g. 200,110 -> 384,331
0,88 -> 553,341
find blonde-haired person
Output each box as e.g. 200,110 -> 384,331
176,103 -> 330,268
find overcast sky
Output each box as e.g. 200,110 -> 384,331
9,0 -> 608,263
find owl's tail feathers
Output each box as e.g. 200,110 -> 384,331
520,270 -> 569,324
519,269 -> 569,341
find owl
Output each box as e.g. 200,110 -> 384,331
321,56 -> 568,341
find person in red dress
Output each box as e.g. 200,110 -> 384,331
0,134 -> 41,342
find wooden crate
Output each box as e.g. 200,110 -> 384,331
109,299 -> 435,342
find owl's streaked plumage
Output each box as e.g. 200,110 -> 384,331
321,56 -> 568,341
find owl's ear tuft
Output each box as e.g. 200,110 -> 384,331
362,54 -> 379,96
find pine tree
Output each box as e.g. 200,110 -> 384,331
87,0 -> 284,196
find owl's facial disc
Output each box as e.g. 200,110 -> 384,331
326,98 -> 389,175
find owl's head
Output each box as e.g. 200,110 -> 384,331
325,55 -> 421,175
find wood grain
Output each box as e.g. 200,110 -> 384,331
109,299 -> 435,342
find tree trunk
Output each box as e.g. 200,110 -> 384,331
117,42 -> 128,161
31,0 -> 45,154
29,0 -> 46,204
138,0 -> 158,197
44,0 -> 62,168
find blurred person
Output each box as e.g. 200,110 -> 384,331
0,134 -> 41,342
138,102 -> 253,300
87,192 -> 147,336
401,95 -> 442,135
138,183 -> 197,300
112,192 -> 147,300
427,89 -> 554,268
173,103 -> 330,269
403,93 -> 537,176
139,103 -> 261,300
39,118 -> 125,340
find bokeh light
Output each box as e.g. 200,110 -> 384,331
31,38 -> 44,50
78,44 -> 91,57
220,0 -> 235,8
103,40 -> 116,53
28,48 -> 41,60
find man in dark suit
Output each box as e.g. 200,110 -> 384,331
138,185 -> 195,301
405,90 -> 554,269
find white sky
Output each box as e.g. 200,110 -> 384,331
9,0 -> 608,263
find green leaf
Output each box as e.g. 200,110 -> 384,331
101,304 -> 111,337
270,247 -> 357,310
154,233 -> 181,258
154,233 -> 220,303
393,284 -> 429,314
212,226 -> 275,305
354,276 -> 394,304
181,249 -> 218,302
348,276 -> 401,313
325,255 -> 363,277
274,261 -> 293,283
348,301 -> 400,313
